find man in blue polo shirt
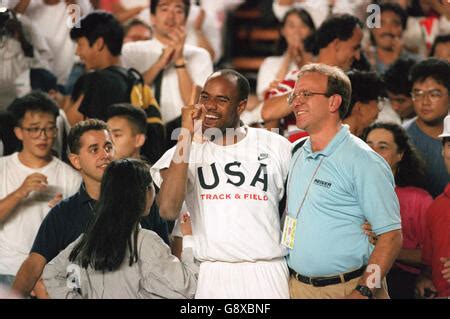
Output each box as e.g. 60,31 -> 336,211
284,63 -> 402,299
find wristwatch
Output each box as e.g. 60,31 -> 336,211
354,285 -> 374,299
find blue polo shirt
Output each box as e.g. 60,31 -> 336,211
286,125 -> 401,277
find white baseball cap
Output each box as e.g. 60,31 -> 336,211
438,114 -> 450,139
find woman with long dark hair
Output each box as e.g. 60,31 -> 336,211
42,158 -> 197,299
256,8 -> 315,102
363,123 -> 433,299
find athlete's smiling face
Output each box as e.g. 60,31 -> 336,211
198,74 -> 246,135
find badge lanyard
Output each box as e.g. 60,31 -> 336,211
282,155 -> 325,249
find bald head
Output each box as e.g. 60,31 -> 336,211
207,69 -> 250,102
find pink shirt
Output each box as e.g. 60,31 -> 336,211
395,186 -> 433,274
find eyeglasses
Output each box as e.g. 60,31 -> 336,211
21,126 -> 57,138
411,89 -> 446,102
288,90 -> 330,105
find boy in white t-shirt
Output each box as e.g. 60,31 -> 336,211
0,92 -> 81,286
151,69 -> 292,298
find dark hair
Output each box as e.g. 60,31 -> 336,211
68,119 -> 109,154
305,14 -> 362,55
379,3 -> 408,30
213,69 -> 250,102
409,58 -> 450,91
30,68 -> 66,95
362,123 -> 427,188
350,51 -> 372,71
70,11 -> 123,56
0,9 -> 34,57
69,159 -> 153,271
443,136 -> 450,146
430,34 -> 450,57
106,103 -> 147,135
345,70 -> 385,119
150,0 -> 190,18
276,8 -> 316,55
124,19 -> 152,37
383,57 -> 416,95
7,91 -> 59,126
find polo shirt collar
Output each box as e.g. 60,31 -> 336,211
303,124 -> 350,159
79,184 -> 95,205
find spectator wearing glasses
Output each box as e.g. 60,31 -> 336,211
405,58 -> 450,198
286,63 -> 401,299
342,70 -> 385,138
0,91 -> 81,287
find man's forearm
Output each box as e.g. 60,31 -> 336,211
13,0 -> 31,13
175,63 -> 195,106
143,61 -> 165,86
359,229 -> 403,289
12,253 -> 47,297
261,93 -> 291,122
158,137 -> 192,220
195,31 -> 215,61
0,190 -> 25,222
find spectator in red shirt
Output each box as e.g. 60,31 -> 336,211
363,123 -> 433,299
415,114 -> 450,298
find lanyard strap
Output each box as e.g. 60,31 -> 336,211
288,155 -> 325,219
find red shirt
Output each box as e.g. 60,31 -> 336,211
395,186 -> 433,274
98,0 -> 119,12
422,183 -> 450,297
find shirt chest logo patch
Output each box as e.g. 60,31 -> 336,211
258,153 -> 269,161
314,179 -> 332,189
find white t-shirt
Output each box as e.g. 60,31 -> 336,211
151,127 -> 292,263
18,0 -> 92,84
120,1 -> 222,62
121,38 -> 213,123
0,153 -> 82,275
256,55 -> 297,100
375,99 -> 402,126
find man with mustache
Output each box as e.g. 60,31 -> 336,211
366,3 -> 420,75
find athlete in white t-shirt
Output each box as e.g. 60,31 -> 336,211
0,92 -> 81,284
151,69 -> 292,298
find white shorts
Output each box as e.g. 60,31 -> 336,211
195,258 -> 289,299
